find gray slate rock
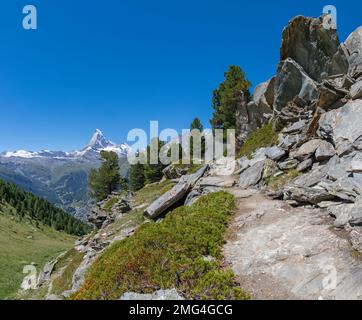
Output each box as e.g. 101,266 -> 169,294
350,160 -> 362,173
344,26 -> 362,77
318,100 -> 362,153
282,120 -> 306,134
284,186 -> 335,205
265,146 -> 286,161
319,177 -> 360,202
349,80 -> 362,100
328,204 -> 354,228
350,228 -> 362,253
253,78 -> 275,110
274,58 -> 318,122
315,141 -> 335,162
328,200 -> 362,227
297,158 -> 313,172
239,161 -> 265,189
236,156 -> 251,174
279,15 -> 348,82
278,159 -> 299,170
290,139 -> 325,161
278,134 -> 302,150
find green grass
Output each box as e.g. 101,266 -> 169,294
0,204 -> 76,299
265,170 -> 300,191
51,249 -> 85,296
239,122 -> 279,159
133,179 -> 176,207
173,163 -> 204,175
72,192 -> 249,300
103,196 -> 120,212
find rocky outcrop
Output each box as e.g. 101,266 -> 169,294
273,58 -> 319,129
279,15 -> 348,82
234,14 -> 362,256
88,194 -> 132,229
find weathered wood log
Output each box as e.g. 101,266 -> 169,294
144,165 -> 208,219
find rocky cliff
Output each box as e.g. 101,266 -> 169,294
235,14 -> 362,254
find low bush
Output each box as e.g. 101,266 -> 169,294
72,192 -> 249,300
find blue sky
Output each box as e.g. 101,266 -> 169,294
0,0 -> 361,151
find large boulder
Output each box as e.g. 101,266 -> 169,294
283,185 -> 335,205
315,141 -> 335,162
344,26 -> 362,77
253,78 -> 276,110
280,15 -> 348,82
318,99 -> 362,154
239,161 -> 265,189
265,146 -> 286,161
290,139 -> 325,161
273,58 -> 318,129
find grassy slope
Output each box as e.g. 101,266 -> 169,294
73,191 -> 249,300
0,204 -> 76,299
22,179 -> 177,299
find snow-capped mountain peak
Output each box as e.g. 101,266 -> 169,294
1,129 -> 129,160
86,129 -> 109,149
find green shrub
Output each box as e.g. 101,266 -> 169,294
239,122 -> 278,159
103,197 -> 120,212
72,192 -> 249,300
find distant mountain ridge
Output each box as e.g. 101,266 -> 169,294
0,130 -> 130,220
1,129 -> 130,161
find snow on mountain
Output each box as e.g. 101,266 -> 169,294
3,150 -> 41,159
1,129 -> 130,160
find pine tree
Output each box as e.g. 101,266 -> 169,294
0,179 -> 90,236
190,118 -> 205,162
190,117 -> 204,132
210,65 -> 251,130
143,138 -> 167,184
89,151 -> 121,201
129,162 -> 145,191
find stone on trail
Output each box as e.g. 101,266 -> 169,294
239,161 -> 265,189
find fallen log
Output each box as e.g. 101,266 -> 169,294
144,165 -> 208,219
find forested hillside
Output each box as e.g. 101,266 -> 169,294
0,179 -> 91,236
